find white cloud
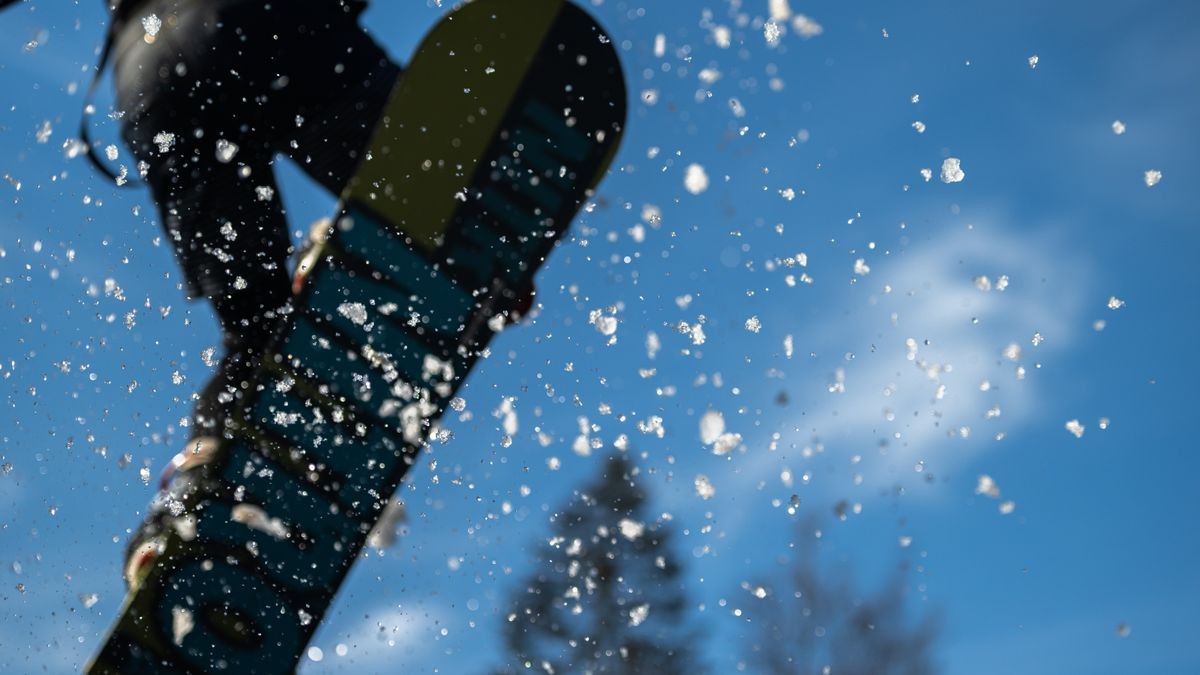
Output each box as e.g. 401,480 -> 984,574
735,224 -> 1089,496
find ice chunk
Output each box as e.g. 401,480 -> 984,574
152,131 -> 175,153
640,203 -> 662,226
171,606 -> 194,646
337,302 -> 368,326
699,410 -> 724,444
496,397 -> 518,436
792,15 -> 823,38
618,518 -> 645,541
646,331 -> 660,359
764,22 -> 783,46
1064,419 -> 1085,438
711,433 -> 742,456
142,14 -> 162,38
628,603 -> 650,627
975,475 -> 1001,498
215,139 -> 239,163
940,157 -> 965,183
638,415 -> 665,438
1003,343 -> 1022,361
589,308 -> 618,336
713,25 -> 732,49
827,367 -> 846,394
684,163 -> 709,195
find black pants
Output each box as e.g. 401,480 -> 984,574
113,0 -> 400,431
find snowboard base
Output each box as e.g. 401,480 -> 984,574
87,1 -> 625,671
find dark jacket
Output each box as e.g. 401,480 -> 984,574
2,1 -> 368,22
106,0 -> 367,24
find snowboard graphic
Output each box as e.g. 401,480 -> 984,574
87,1 -> 626,671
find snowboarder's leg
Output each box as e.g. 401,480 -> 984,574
109,0 -> 402,583
112,0 -> 397,433
275,32 -> 400,198
119,123 -> 293,431
277,23 -> 400,294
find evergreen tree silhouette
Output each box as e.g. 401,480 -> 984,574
497,454 -> 698,674
746,517 -> 940,675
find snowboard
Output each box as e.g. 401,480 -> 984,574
87,1 -> 626,671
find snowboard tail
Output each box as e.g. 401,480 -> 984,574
88,1 -> 625,672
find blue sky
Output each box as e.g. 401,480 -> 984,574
2,0 -> 1199,673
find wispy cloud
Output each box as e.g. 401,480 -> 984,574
302,603 -> 441,673
793,223 -> 1087,470
662,222 -> 1090,518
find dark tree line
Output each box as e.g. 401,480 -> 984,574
745,518 -> 940,675
495,457 -> 938,675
